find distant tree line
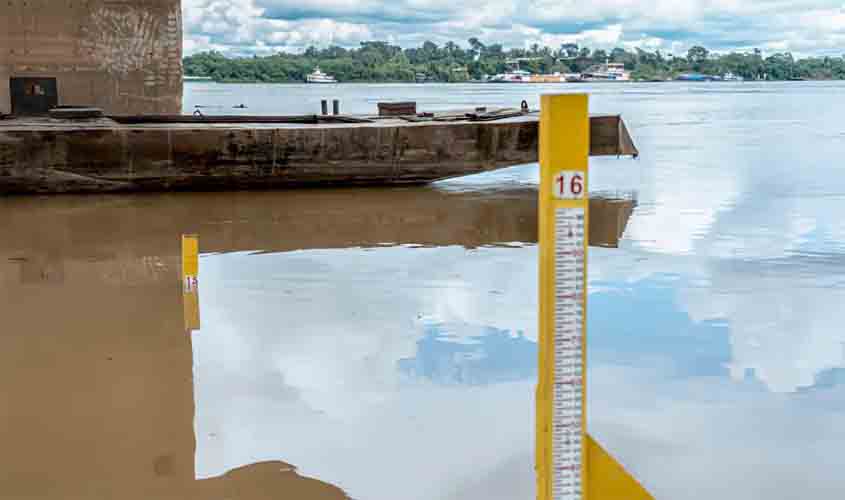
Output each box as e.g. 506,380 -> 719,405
183,40 -> 845,83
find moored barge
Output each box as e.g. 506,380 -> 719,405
0,109 -> 637,195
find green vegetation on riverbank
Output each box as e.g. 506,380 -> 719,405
184,41 -> 845,83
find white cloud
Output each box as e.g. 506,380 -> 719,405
181,0 -> 845,56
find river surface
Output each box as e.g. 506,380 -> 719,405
3,81 -> 845,499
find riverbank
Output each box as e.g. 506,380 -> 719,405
186,75 -> 844,84
184,43 -> 845,84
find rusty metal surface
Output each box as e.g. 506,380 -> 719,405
588,115 -> 640,157
109,114 -> 374,124
49,107 -> 105,120
378,102 -> 417,116
0,114 -> 637,195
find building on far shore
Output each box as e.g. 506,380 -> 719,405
0,0 -> 183,115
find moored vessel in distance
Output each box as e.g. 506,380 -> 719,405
676,72 -> 719,81
306,67 -> 338,83
582,62 -> 630,81
529,73 -> 564,83
525,72 -> 583,83
488,69 -> 533,83
489,71 -> 585,83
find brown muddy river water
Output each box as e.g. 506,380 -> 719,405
4,81 -> 845,500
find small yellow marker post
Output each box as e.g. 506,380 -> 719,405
536,94 -> 652,500
182,234 -> 200,332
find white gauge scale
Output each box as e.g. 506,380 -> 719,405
552,207 -> 586,500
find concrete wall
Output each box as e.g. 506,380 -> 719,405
0,0 -> 182,115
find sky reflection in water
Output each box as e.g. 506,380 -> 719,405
190,82 -> 845,500
193,241 -> 845,500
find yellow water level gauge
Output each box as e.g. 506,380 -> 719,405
536,94 -> 653,500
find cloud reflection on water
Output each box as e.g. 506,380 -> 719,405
192,240 -> 845,500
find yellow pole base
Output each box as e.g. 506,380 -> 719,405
586,434 -> 653,499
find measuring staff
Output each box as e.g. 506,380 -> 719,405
536,94 -> 653,500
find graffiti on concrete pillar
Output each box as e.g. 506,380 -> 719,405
80,4 -> 182,81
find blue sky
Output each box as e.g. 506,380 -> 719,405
183,0 -> 845,57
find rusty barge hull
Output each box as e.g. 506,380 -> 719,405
0,114 -> 637,194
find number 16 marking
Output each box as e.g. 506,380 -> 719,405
553,171 -> 586,199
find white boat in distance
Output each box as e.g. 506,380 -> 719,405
582,62 -> 631,81
306,67 -> 337,83
723,72 -> 745,82
488,69 -> 533,83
